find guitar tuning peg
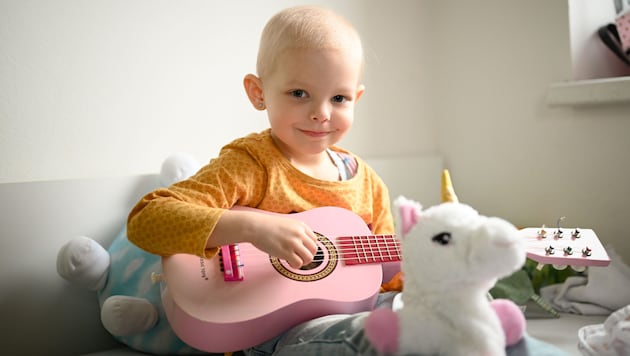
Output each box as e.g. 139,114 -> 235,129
563,246 -> 573,255
572,228 -> 581,239
554,216 -> 565,238
552,264 -> 568,270
582,246 -> 592,257
545,245 -> 555,255
537,225 -> 547,239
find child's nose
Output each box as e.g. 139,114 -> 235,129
310,101 -> 331,121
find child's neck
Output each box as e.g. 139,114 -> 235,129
271,134 -> 341,181
289,152 -> 340,181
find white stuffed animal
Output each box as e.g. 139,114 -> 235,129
56,153 -> 206,355
366,194 -> 527,356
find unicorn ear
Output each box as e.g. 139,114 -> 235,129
394,195 -> 422,237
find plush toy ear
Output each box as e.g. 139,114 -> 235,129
394,195 -> 422,237
160,153 -> 202,186
56,236 -> 110,291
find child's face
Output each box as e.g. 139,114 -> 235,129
262,48 -> 364,159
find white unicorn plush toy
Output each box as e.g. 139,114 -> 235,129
366,171 -> 527,356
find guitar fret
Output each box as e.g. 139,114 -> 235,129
351,236 -> 361,264
390,236 -> 397,260
338,234 -> 401,266
379,235 -> 386,262
359,236 -> 368,263
374,235 -> 387,262
382,235 -> 391,261
388,235 -> 395,260
368,235 -> 376,262
392,235 -> 401,260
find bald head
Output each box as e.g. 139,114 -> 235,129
256,6 -> 364,80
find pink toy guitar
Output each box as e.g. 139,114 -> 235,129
161,206 -> 399,353
160,207 -> 610,353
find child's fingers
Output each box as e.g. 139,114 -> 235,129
302,230 -> 319,255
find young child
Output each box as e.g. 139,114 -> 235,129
127,5 -> 395,355
128,5 -> 568,356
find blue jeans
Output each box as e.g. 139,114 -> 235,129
242,293 -> 570,356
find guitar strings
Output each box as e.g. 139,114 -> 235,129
523,240 -> 592,249
217,235 -> 402,264
217,252 -> 401,266
226,238 -> 402,256
225,247 -> 403,260
218,239 -> 596,265
227,253 -> 403,261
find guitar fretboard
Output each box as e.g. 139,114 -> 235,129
338,235 -> 401,265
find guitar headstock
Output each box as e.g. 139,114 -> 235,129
520,226 -> 610,270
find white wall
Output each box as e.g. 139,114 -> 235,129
2,1 -> 629,261
429,1 -> 630,262
0,0 -> 431,182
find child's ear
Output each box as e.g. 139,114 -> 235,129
355,84 -> 365,103
243,74 -> 266,111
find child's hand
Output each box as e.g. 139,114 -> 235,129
211,210 -> 319,269
248,213 -> 319,269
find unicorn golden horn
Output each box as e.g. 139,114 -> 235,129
441,169 -> 459,203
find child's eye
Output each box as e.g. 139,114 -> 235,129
332,95 -> 347,103
290,90 -> 307,98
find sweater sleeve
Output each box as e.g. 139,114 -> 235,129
127,147 -> 267,257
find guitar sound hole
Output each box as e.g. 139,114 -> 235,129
300,246 -> 324,270
269,233 -> 336,281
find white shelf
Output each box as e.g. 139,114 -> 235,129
546,76 -> 630,106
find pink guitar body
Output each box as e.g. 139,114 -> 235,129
161,207 -> 397,353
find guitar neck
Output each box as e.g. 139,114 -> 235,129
334,228 -> 610,268
336,229 -> 610,268
337,234 -> 401,266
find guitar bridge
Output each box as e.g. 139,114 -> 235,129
219,244 -> 244,282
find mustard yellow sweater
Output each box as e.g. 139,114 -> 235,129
127,129 -> 394,258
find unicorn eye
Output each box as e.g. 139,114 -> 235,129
432,232 -> 452,245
